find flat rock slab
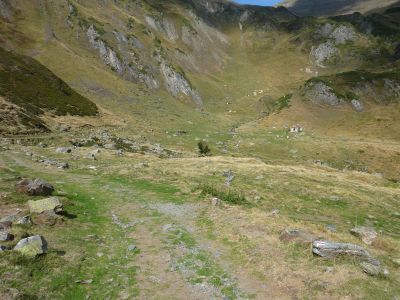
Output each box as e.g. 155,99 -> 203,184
312,240 -> 370,258
28,197 -> 63,214
16,178 -> 54,196
14,235 -> 47,256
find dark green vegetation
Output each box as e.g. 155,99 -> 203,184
199,184 -> 248,206
0,47 -> 98,118
197,141 -> 211,156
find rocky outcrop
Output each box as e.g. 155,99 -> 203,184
317,23 -> 356,45
145,16 -> 178,42
87,25 -> 158,89
304,81 -> 343,106
15,178 -> 54,196
160,61 -> 202,106
330,25 -> 356,45
310,41 -> 338,67
87,25 -> 124,75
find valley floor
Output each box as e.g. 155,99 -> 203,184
0,131 -> 399,300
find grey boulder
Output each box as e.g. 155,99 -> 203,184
15,178 -> 54,196
14,235 -> 48,256
312,240 -> 370,258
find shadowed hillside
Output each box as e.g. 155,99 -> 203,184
279,0 -> 400,16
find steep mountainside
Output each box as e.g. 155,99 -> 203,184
279,0 -> 400,16
0,46 -> 98,134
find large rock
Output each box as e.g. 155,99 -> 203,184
280,229 -> 316,244
28,197 -> 63,214
15,178 -> 54,196
312,240 -> 370,258
13,235 -> 47,256
350,226 -> 377,245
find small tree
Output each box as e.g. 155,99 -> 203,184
198,141 -> 211,156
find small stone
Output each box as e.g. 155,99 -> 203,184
28,197 -> 63,214
75,279 -> 93,284
329,195 -> 341,202
104,143 -> 116,150
0,232 -> 13,241
128,245 -> 137,251
0,221 -> 12,231
325,224 -> 337,232
351,99 -> 364,112
324,267 -> 334,273
56,147 -> 72,153
280,229 -> 316,244
15,178 -> 54,196
15,216 -> 32,225
269,209 -> 280,216
0,245 -> 10,252
350,226 -> 377,245
211,197 -> 221,206
14,235 -> 48,256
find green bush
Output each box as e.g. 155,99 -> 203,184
198,141 -> 211,156
199,184 -> 248,206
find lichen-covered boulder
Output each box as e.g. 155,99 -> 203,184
15,178 -> 54,196
14,235 -> 47,256
28,197 -> 63,214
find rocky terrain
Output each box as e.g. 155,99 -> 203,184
0,0 -> 399,299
